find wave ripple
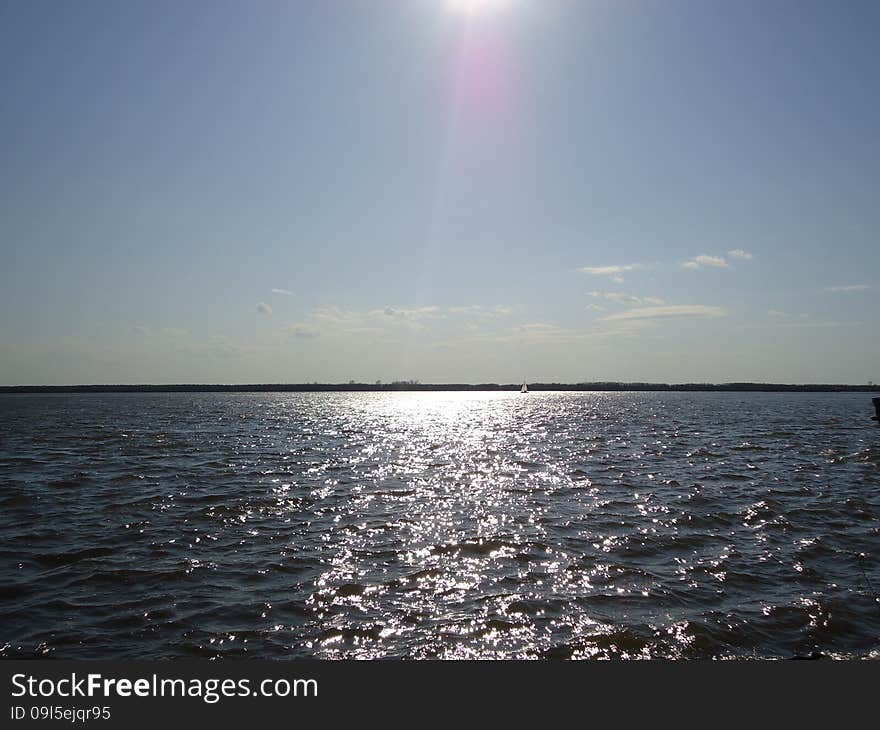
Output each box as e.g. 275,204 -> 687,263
1,391 -> 878,659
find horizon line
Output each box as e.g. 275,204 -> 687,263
1,381 -> 878,394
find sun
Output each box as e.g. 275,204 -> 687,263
447,0 -> 510,15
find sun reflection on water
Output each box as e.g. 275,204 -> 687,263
2,391 -> 876,659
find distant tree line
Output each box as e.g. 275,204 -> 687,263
1,382 -> 877,393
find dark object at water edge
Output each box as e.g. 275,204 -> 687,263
873,397 -> 880,421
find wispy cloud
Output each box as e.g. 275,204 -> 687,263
375,305 -> 444,321
310,306 -> 360,327
604,304 -> 725,321
518,322 -> 563,335
587,291 -> 665,306
303,305 -> 432,334
579,263 -> 643,283
179,335 -> 245,359
776,320 -> 858,329
287,325 -> 320,339
367,306 -> 445,332
488,317 -> 651,345
283,310 -> 361,340
682,254 -> 728,270
286,303 -> 493,340
271,288 -> 293,296
588,291 -> 641,305
824,284 -> 869,293
130,325 -> 189,337
743,318 -> 859,330
448,304 -> 512,319
499,322 -> 595,344
728,249 -> 753,260
257,302 -> 273,316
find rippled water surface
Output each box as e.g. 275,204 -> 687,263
1,391 -> 878,659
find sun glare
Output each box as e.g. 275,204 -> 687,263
447,0 -> 509,15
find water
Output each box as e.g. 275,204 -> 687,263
1,391 -> 878,659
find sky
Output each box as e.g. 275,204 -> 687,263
1,0 -> 878,385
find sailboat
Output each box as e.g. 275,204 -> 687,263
520,382 -> 529,394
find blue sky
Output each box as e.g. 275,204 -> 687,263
1,0 -> 878,384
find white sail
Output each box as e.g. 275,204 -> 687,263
521,382 -> 528,393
